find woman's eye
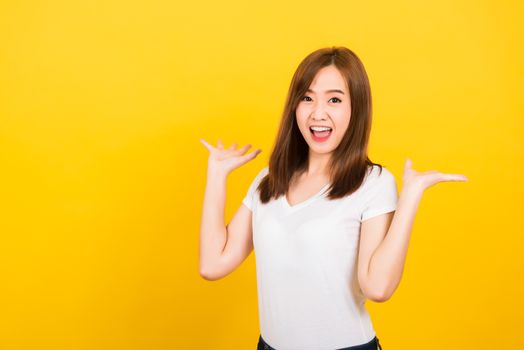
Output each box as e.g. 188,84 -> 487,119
301,96 -> 341,103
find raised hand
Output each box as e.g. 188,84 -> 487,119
199,138 -> 262,177
401,158 -> 469,194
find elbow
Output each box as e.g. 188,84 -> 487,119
365,285 -> 393,303
199,266 -> 223,281
367,290 -> 390,303
199,269 -> 217,281
200,272 -> 219,281
361,273 -> 400,302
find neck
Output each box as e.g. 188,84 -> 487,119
305,151 -> 331,177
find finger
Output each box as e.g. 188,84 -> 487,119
236,143 -> 253,155
441,173 -> 469,182
199,138 -> 214,151
405,158 -> 412,171
228,142 -> 238,151
241,149 -> 262,162
217,138 -> 224,149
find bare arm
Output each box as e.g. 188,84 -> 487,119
358,159 -> 468,301
198,138 -> 262,280
198,170 -> 228,279
358,190 -> 421,302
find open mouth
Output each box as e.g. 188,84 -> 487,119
309,127 -> 332,142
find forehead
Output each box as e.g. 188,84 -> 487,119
308,66 -> 348,93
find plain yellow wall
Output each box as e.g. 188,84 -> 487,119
0,0 -> 522,349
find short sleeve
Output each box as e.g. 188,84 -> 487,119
360,167 -> 398,222
242,166 -> 269,211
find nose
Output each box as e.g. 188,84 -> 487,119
311,112 -> 327,122
310,104 -> 328,121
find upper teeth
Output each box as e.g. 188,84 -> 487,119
310,126 -> 332,131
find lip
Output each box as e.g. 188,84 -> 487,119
309,125 -> 333,129
310,128 -> 332,143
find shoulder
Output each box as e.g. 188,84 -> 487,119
254,165 -> 269,181
249,165 -> 269,186
260,165 -> 269,176
363,164 -> 396,189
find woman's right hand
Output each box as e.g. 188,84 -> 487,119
199,138 -> 262,177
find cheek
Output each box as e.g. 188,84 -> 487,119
295,110 -> 308,129
336,111 -> 351,131
295,105 -> 306,119
332,122 -> 349,143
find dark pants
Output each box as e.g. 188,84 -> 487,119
257,334 -> 382,350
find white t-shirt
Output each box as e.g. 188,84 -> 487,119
242,164 -> 398,350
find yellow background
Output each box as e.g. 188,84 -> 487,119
1,0 -> 522,349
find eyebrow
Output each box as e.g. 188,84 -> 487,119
306,88 -> 345,95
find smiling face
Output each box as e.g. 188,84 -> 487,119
296,65 -> 351,160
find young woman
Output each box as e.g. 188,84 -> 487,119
199,46 -> 468,350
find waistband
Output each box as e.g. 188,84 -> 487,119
258,334 -> 382,350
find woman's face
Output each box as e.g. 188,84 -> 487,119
296,65 -> 351,156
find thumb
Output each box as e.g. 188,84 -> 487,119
404,158 -> 412,171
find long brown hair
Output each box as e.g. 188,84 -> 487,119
258,46 -> 384,204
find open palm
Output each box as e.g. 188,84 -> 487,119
402,158 -> 468,193
200,138 -> 262,176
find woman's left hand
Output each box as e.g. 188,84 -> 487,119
401,158 -> 469,194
